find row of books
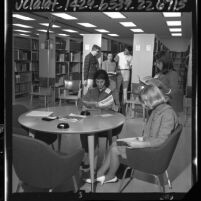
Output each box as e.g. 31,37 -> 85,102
31,63 -> 39,71
14,50 -> 31,61
31,52 -> 39,61
32,39 -> 39,51
56,64 -> 67,74
169,51 -> 188,58
15,63 -> 30,72
56,52 -> 81,62
15,83 -> 30,93
15,73 -> 32,83
32,72 -> 39,82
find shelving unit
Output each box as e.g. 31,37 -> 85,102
14,40 -> 32,97
169,49 -> 189,93
31,39 -> 39,86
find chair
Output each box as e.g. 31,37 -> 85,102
12,104 -> 57,148
119,124 -> 183,193
13,134 -> 84,192
58,80 -> 81,106
30,84 -> 52,108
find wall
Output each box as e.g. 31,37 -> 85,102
160,38 -> 191,52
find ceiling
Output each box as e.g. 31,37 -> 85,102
13,12 -> 192,45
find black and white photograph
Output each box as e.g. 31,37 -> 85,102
4,0 -> 198,200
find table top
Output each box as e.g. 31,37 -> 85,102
18,106 -> 125,135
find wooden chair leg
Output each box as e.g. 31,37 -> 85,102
72,175 -> 78,193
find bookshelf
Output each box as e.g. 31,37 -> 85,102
14,37 -> 32,97
31,39 -> 39,86
169,48 -> 190,93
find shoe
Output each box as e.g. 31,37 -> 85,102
85,176 -> 105,185
86,176 -> 118,185
80,162 -> 90,172
103,176 -> 118,184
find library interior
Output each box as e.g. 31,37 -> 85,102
11,12 -> 193,194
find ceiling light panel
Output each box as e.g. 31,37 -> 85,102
37,29 -> 54,33
19,34 -> 30,37
13,14 -> 35,20
169,28 -> 182,32
171,33 -> 182,36
14,29 -> 31,33
13,24 -> 33,28
166,21 -> 181,26
119,22 -> 136,27
95,29 -> 109,33
130,29 -> 144,33
52,13 -> 77,20
58,33 -> 69,36
63,29 -> 78,33
103,12 -> 126,19
163,12 -> 181,17
39,23 -> 60,28
77,23 -> 96,27
108,34 -> 119,37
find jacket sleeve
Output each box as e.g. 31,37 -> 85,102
147,110 -> 177,147
84,54 -> 90,80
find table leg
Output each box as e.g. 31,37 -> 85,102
87,135 -> 95,192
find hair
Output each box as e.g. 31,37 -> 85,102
139,84 -> 167,110
93,69 -> 110,88
156,51 -> 174,74
124,46 -> 132,52
92,44 -> 101,51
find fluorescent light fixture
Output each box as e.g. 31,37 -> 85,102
130,29 -> 144,33
169,28 -> 182,32
95,29 -> 109,33
58,33 -> 69,36
103,12 -> 126,19
14,29 -> 31,33
166,21 -> 181,26
119,22 -> 136,27
52,13 -> 77,20
37,29 -> 54,33
13,14 -> 35,20
171,33 -> 182,36
19,34 -> 30,37
77,23 -> 96,27
80,34 -> 84,36
39,23 -> 60,28
163,12 -> 181,17
36,33 -> 39,35
13,24 -> 33,28
108,34 -> 119,37
63,29 -> 78,33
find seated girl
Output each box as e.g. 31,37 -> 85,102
86,84 -> 179,184
78,69 -> 120,171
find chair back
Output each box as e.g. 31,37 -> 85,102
124,124 -> 183,175
13,134 -> 84,190
12,104 -> 29,136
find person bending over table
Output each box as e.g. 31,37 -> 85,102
85,84 -> 179,184
78,69 -> 120,172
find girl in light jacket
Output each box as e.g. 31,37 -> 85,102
86,84 -> 179,184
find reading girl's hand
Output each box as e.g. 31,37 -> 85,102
126,140 -> 145,148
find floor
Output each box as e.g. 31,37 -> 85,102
12,95 -> 192,193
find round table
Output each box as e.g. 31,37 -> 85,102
18,106 -> 125,192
